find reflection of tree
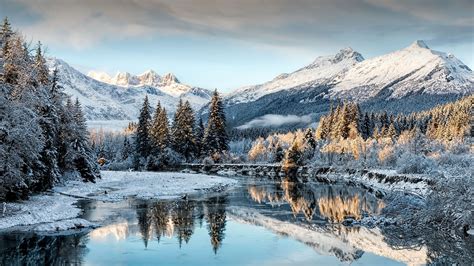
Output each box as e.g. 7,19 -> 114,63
381,217 -> 474,265
151,201 -> 172,243
134,197 -> 228,252
249,181 -> 384,223
172,201 -> 195,247
0,232 -> 88,265
248,183 -> 285,204
205,196 -> 228,254
136,202 -> 152,248
282,181 -> 317,221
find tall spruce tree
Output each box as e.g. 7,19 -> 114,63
149,101 -> 163,154
172,100 -> 196,160
203,90 -> 228,156
150,103 -> 170,154
0,17 -> 13,79
33,41 -> 49,86
135,95 -> 152,169
195,118 -> 205,158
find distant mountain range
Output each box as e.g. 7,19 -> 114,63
47,59 -> 212,120
217,40 -> 473,129
50,40 -> 473,129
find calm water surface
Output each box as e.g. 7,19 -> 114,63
0,177 -> 464,265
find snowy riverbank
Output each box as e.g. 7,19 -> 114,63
0,171 -> 237,232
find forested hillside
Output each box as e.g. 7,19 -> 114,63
0,18 -> 99,201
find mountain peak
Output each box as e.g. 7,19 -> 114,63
333,47 -> 364,63
408,40 -> 429,49
138,70 -> 161,87
88,71 -> 112,83
113,71 -> 139,86
161,73 -> 180,85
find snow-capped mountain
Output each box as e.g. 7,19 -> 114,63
217,40 -> 473,128
48,58 -> 212,121
87,69 -> 194,97
227,47 -> 364,105
330,40 -> 473,100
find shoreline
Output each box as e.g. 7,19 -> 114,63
0,171 -> 237,232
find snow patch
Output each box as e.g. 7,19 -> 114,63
54,171 -> 238,202
0,195 -> 81,230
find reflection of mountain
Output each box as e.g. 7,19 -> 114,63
248,181 -> 384,223
228,206 -> 428,265
89,222 -> 129,241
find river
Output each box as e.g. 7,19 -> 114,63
0,176 -> 470,265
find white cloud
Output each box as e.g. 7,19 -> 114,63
237,114 -> 312,129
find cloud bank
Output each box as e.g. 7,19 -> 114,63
237,114 -> 312,129
2,0 -> 472,50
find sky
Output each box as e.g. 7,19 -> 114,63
1,0 -> 473,91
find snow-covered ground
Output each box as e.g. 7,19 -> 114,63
0,194 -> 83,231
54,171 -> 237,201
0,171 -> 237,232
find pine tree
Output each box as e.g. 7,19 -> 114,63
304,128 -> 316,150
134,95 -> 152,169
195,118 -> 205,158
361,112 -> 371,139
203,90 -> 229,156
0,17 -> 12,42
334,103 -> 350,139
33,41 -> 49,86
282,141 -> 302,171
149,101 -> 163,154
172,100 -> 196,160
122,136 -> 132,160
273,142 -> 285,163
150,106 -> 170,154
386,123 -> 397,140
315,116 -> 327,140
71,99 -> 100,182
0,17 -> 13,80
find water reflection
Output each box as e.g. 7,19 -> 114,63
0,179 -> 470,265
0,232 -> 88,265
248,180 -> 385,223
134,196 -> 227,253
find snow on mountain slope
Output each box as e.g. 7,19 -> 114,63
226,41 -> 473,106
217,40 -> 473,129
227,48 -> 364,104
48,58 -> 212,121
330,40 -> 474,100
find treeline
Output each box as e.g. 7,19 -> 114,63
315,97 -> 472,142
242,95 -> 472,174
97,90 -> 230,170
0,18 -> 99,201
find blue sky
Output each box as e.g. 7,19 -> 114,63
1,0 -> 473,91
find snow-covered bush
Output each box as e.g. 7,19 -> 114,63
396,152 -> 437,174
202,156 -> 214,166
438,152 -> 472,168
104,158 -> 134,171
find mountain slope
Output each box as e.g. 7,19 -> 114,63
330,40 -> 473,100
217,41 -> 473,129
48,58 -> 212,121
226,48 -> 364,105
